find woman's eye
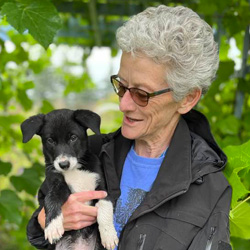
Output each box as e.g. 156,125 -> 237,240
47,138 -> 54,144
135,90 -> 148,99
70,135 -> 78,142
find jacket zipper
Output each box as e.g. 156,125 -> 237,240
205,227 -> 216,250
137,234 -> 146,250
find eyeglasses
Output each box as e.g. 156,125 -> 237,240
110,75 -> 173,107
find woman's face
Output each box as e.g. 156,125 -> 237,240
118,52 -> 182,143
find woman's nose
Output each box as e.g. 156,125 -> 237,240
119,90 -> 136,112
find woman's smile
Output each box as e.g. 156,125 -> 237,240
124,115 -> 143,125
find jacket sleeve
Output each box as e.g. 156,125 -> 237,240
189,185 -> 232,250
27,180 -> 50,249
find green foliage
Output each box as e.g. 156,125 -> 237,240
223,141 -> 250,208
1,0 -> 62,49
0,160 -> 12,176
230,197 -> 250,239
231,236 -> 250,249
10,163 -> 44,196
0,0 -> 249,249
223,141 -> 250,241
0,190 -> 23,225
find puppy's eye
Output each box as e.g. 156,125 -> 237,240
47,138 -> 54,144
70,135 -> 78,142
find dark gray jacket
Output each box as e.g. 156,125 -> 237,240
27,109 -> 232,250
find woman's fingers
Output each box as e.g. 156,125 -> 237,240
63,204 -> 98,219
62,205 -> 98,230
65,220 -> 97,231
63,212 -> 97,231
62,191 -> 107,217
72,191 -> 107,202
79,204 -> 98,217
61,191 -> 107,231
62,199 -> 98,216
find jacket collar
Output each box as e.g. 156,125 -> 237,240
132,116 -> 192,217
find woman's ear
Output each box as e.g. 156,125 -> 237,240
177,88 -> 202,114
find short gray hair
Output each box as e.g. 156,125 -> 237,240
116,5 -> 219,101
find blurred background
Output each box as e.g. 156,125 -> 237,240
0,0 -> 249,249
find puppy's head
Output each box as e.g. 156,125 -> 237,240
21,109 -> 100,172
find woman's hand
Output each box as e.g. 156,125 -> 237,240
38,190 -> 107,231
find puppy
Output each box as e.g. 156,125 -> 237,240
21,109 -> 118,250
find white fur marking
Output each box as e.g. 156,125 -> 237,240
45,212 -> 64,244
54,154 -> 78,172
96,200 -> 119,249
63,169 -> 100,194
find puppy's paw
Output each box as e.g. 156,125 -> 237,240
44,213 -> 64,244
96,199 -> 119,249
100,226 -> 119,250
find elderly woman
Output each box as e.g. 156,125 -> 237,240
27,5 -> 232,250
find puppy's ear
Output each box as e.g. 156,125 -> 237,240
21,114 -> 45,143
74,109 -> 101,135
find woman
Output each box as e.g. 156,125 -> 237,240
27,5 -> 232,250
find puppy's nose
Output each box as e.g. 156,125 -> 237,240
59,160 -> 70,170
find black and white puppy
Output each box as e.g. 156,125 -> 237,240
21,109 -> 118,250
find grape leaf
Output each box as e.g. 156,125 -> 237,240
223,140 -> 250,208
1,2 -> 26,33
230,197 -> 250,239
2,0 -> 62,49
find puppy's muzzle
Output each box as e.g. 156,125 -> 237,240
59,160 -> 70,170
54,155 -> 78,172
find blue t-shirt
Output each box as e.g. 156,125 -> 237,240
114,146 -> 166,242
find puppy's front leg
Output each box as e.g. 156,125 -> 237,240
96,197 -> 119,250
44,173 -> 71,244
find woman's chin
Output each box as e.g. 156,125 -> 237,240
121,125 -> 140,140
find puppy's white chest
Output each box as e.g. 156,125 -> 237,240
63,169 -> 100,193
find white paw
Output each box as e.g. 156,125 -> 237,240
44,213 -> 64,244
100,226 -> 119,250
96,199 -> 119,249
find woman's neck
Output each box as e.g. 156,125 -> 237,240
134,123 -> 177,158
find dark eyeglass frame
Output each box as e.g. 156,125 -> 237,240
110,74 -> 173,107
